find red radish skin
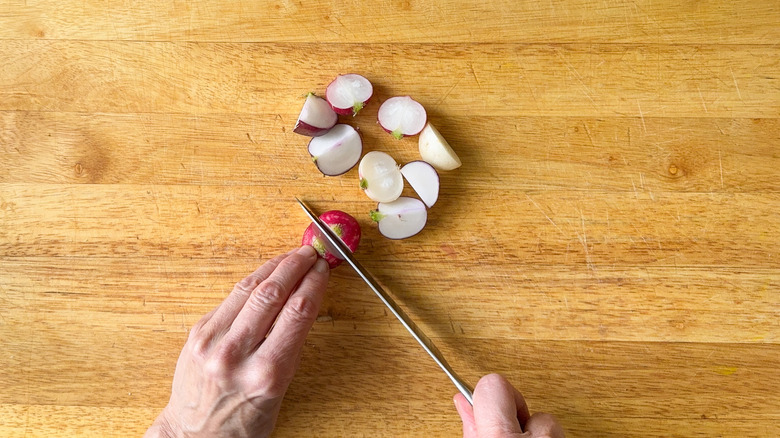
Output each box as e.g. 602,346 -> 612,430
301,210 -> 361,269
326,74 -> 373,116
293,93 -> 338,137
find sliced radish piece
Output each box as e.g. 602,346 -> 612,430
370,197 -> 428,240
358,151 -> 403,203
377,96 -> 427,139
293,93 -> 338,137
326,74 -> 373,116
418,123 -> 461,170
308,124 -> 362,176
400,161 -> 439,208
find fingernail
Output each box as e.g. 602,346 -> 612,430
297,245 -> 317,258
314,258 -> 329,273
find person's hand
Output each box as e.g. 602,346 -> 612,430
454,374 -> 564,438
145,245 -> 329,438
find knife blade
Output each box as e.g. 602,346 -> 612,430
295,197 -> 474,405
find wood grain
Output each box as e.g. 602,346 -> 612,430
1,0 -> 778,437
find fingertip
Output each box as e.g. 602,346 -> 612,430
313,257 -> 329,273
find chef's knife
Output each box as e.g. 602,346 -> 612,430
295,197 -> 474,405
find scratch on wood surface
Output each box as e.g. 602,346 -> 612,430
730,67 -> 742,100
577,209 -> 596,273
434,74 -> 465,108
556,49 -> 598,108
525,193 -> 565,236
469,63 -> 482,90
637,101 -> 647,133
718,149 -> 724,188
583,122 -> 595,147
697,85 -> 709,113
631,177 -> 638,199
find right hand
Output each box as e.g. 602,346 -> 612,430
454,374 -> 564,438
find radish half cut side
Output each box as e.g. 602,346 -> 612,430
400,161 -> 439,208
326,74 -> 373,116
308,124 -> 363,176
377,96 -> 427,139
293,93 -> 338,137
358,151 -> 403,203
370,197 -> 428,240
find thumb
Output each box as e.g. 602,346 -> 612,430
454,393 -> 477,437
473,374 -> 528,437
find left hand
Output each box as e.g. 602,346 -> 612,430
145,245 -> 330,438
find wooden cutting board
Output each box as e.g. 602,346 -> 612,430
1,1 -> 778,437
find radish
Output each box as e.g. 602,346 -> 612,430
400,161 -> 439,208
370,197 -> 428,240
326,74 -> 373,116
301,210 -> 361,269
293,93 -> 338,137
418,123 -> 461,170
358,151 -> 403,203
308,124 -> 362,176
377,96 -> 427,139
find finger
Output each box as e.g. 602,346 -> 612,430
454,393 -> 477,438
524,412 -> 565,438
203,251 -> 292,335
221,245 -> 318,356
473,374 -> 528,437
256,257 -> 329,367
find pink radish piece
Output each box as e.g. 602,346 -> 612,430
400,161 -> 439,208
377,96 -> 427,139
358,151 -> 403,203
326,74 -> 373,116
293,93 -> 338,137
301,210 -> 361,269
308,124 -> 362,176
418,122 -> 462,170
370,197 -> 428,240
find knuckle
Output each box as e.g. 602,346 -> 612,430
203,355 -> 229,381
249,362 -> 290,399
284,295 -> 319,324
248,278 -> 288,313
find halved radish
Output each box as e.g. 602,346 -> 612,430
293,93 -> 338,137
401,161 -> 439,208
326,74 -> 373,116
418,123 -> 461,170
301,210 -> 361,269
358,151 -> 403,203
370,197 -> 428,239
377,96 -> 427,139
308,124 -> 362,176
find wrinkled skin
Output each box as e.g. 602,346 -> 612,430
145,246 -> 329,438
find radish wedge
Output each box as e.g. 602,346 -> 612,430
370,197 -> 428,240
377,96 -> 427,139
358,151 -> 403,203
401,161 -> 439,208
308,124 -> 362,176
418,123 -> 461,170
293,93 -> 338,137
326,74 -> 373,116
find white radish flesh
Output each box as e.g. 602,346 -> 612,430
326,74 -> 373,116
370,197 -> 428,240
418,123 -> 462,170
400,161 -> 439,208
377,96 -> 427,139
308,124 -> 362,176
358,151 -> 403,203
294,93 -> 338,137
